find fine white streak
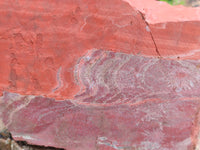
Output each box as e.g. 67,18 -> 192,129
52,67 -> 63,93
14,134 -> 37,141
97,137 -> 124,150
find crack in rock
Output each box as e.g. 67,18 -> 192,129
138,10 -> 161,57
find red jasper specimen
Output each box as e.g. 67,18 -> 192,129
1,0 -> 200,149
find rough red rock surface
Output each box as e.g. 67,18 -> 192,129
1,0 -> 200,99
1,0 -> 200,149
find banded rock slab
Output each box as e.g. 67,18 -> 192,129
1,91 -> 200,150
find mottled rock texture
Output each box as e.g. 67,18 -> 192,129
1,0 -> 200,149
1,91 -> 200,150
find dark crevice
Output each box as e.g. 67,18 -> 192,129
17,141 -> 65,150
138,11 -> 162,57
